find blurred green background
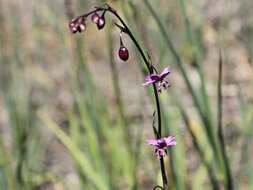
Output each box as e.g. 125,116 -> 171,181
0,0 -> 253,189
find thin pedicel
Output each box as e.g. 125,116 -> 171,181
69,4 -> 175,189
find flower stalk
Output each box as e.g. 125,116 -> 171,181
69,4 -> 175,189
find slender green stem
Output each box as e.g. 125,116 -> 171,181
217,51 -> 233,190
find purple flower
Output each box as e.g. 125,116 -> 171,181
69,17 -> 86,33
143,67 -> 171,93
148,136 -> 176,157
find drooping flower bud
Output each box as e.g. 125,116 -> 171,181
118,33 -> 129,61
97,17 -> 105,30
69,20 -> 78,33
69,17 -> 86,33
91,12 -> 99,24
76,17 -> 86,32
96,11 -> 106,30
118,47 -> 129,61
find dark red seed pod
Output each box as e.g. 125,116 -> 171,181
118,46 -> 129,61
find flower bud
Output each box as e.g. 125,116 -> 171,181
77,17 -> 86,32
69,19 -> 78,33
96,11 -> 106,30
91,12 -> 99,24
69,17 -> 86,33
77,23 -> 86,33
118,46 -> 129,61
97,15 -> 105,30
118,33 -> 129,61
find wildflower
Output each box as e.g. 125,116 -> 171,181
148,136 -> 176,157
69,17 -> 86,33
118,33 -> 129,61
143,67 -> 170,92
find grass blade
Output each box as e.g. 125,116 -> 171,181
38,111 -> 110,190
217,50 -> 233,190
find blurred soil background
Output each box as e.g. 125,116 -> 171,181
0,0 -> 253,189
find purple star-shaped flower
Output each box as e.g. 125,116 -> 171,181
147,136 -> 176,157
143,67 -> 171,93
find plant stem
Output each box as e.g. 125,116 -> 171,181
105,6 -> 167,188
106,7 -> 162,133
73,4 -> 168,188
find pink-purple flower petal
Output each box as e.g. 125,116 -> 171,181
164,136 -> 176,146
159,67 -> 170,80
147,139 -> 159,146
